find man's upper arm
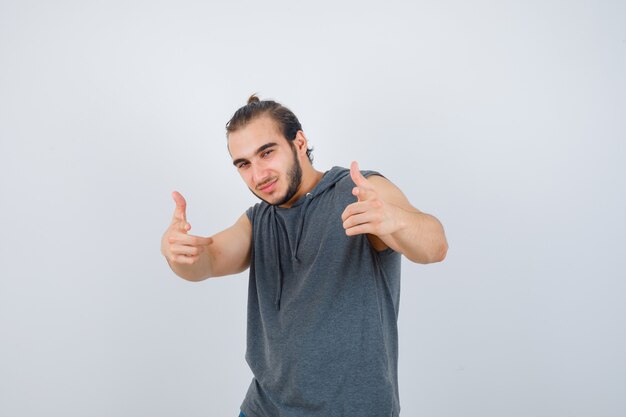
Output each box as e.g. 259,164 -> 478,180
367,175 -> 421,214
207,212 -> 252,277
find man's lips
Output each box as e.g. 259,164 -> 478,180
257,178 -> 278,193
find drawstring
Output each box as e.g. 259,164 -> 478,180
271,207 -> 284,310
292,193 -> 313,263
272,192 -> 315,311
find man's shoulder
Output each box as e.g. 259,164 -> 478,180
328,166 -> 352,191
329,166 -> 384,188
245,201 -> 270,222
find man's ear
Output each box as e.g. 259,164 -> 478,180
293,131 -> 308,156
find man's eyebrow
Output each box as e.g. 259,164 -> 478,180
232,142 -> 278,166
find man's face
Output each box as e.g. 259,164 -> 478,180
228,116 -> 303,207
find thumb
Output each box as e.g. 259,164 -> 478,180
350,161 -> 369,188
171,191 -> 187,223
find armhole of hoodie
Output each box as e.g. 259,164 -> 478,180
376,246 -> 397,257
246,205 -> 256,224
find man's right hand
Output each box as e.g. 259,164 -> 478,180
161,191 -> 213,266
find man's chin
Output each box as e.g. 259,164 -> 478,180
263,193 -> 295,207
248,188 -> 285,206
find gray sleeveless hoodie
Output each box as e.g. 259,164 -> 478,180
241,166 -> 401,417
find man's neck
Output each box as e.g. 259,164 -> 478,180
279,165 -> 324,208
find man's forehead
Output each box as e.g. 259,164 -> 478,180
228,117 -> 287,157
228,136 -> 280,159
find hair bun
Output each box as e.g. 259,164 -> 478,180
247,94 -> 260,105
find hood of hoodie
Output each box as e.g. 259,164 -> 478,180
279,165 -> 350,208
270,166 -> 352,310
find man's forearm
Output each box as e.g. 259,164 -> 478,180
381,206 -> 448,264
166,250 -> 213,282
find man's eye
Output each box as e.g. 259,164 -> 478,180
262,150 -> 273,158
238,162 -> 248,169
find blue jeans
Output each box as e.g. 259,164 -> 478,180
238,412 -> 246,417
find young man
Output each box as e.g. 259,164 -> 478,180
161,96 -> 448,417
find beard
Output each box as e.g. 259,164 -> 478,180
252,144 -> 302,207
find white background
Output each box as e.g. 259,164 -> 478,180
1,1 -> 625,416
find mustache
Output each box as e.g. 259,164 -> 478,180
256,177 -> 277,190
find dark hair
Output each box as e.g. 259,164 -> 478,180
225,94 -> 313,162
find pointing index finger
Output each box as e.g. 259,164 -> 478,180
172,191 -> 187,223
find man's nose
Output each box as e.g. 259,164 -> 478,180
251,163 -> 269,185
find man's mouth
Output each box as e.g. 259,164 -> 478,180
257,178 -> 278,193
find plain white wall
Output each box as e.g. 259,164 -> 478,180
1,1 -> 625,416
